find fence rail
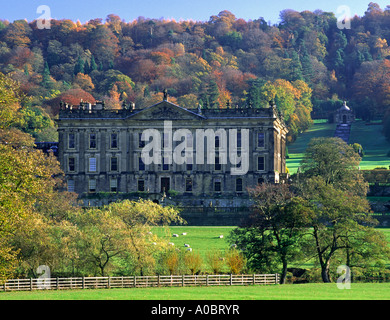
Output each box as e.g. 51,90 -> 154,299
0,274 -> 279,292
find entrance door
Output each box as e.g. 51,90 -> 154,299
161,177 -> 170,193
342,115 -> 347,124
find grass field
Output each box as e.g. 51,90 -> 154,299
286,119 -> 390,174
0,228 -> 389,300
1,283 -> 389,300
153,226 -> 235,255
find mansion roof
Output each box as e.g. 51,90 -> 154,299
58,99 -> 286,124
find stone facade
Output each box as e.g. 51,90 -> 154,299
57,98 -> 288,205
334,101 -> 355,125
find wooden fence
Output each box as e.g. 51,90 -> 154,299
0,274 -> 279,292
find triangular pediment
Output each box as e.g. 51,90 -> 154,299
129,100 -> 205,121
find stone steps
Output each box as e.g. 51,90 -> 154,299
334,124 -> 351,144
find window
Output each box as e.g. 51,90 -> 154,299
185,178 -> 193,192
68,133 -> 75,149
110,178 -> 118,192
111,133 -> 118,149
139,133 -> 145,148
186,156 -> 193,171
139,157 -> 145,171
214,156 -> 221,171
89,179 -> 96,193
237,130 -> 242,149
162,157 -> 169,171
214,179 -> 221,192
89,133 -> 97,149
186,133 -> 193,148
67,179 -> 75,192
89,157 -> 97,172
258,132 -> 265,148
163,132 -> 169,149
236,178 -> 243,192
257,156 -> 265,171
137,179 -> 145,192
68,157 -> 75,172
215,136 -> 220,149
110,157 -> 118,171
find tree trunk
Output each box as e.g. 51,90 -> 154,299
280,260 -> 288,284
320,259 -> 331,283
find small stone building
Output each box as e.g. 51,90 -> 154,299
334,101 -> 355,125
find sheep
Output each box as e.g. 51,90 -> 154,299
181,232 -> 187,236
184,244 -> 190,247
186,248 -> 193,252
219,235 -> 224,239
172,234 -> 179,237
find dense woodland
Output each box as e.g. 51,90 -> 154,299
2,3 -> 390,142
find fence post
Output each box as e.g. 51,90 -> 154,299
30,278 -> 33,291
158,275 -> 160,287
206,274 -> 209,286
56,277 -> 59,290
253,274 -> 255,285
182,275 -> 185,287
230,274 -> 233,286
82,276 -> 85,289
108,276 -> 111,289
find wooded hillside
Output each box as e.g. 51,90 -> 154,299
1,3 -> 390,141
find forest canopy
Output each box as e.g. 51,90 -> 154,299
1,4 -> 390,141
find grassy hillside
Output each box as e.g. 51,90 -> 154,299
286,120 -> 336,174
287,120 -> 390,174
349,121 -> 390,170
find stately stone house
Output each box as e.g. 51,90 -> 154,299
57,95 -> 288,206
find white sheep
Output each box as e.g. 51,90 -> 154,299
186,248 -> 193,252
172,234 -> 179,237
219,235 -> 224,239
181,232 -> 187,236
184,244 -> 190,247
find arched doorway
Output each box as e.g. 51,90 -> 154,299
342,115 -> 347,124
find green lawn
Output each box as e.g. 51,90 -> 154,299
153,226 -> 236,272
286,120 -> 390,174
1,283 -> 389,300
287,121 -> 336,174
349,121 -> 390,170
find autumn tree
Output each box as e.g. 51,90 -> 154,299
296,137 -> 389,283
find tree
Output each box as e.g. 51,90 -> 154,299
225,248 -> 247,274
184,251 -> 203,275
298,176 -> 383,283
74,56 -> 85,75
300,137 -> 368,196
104,199 -> 184,276
296,137 -> 389,283
231,183 -> 311,284
70,207 -> 129,276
